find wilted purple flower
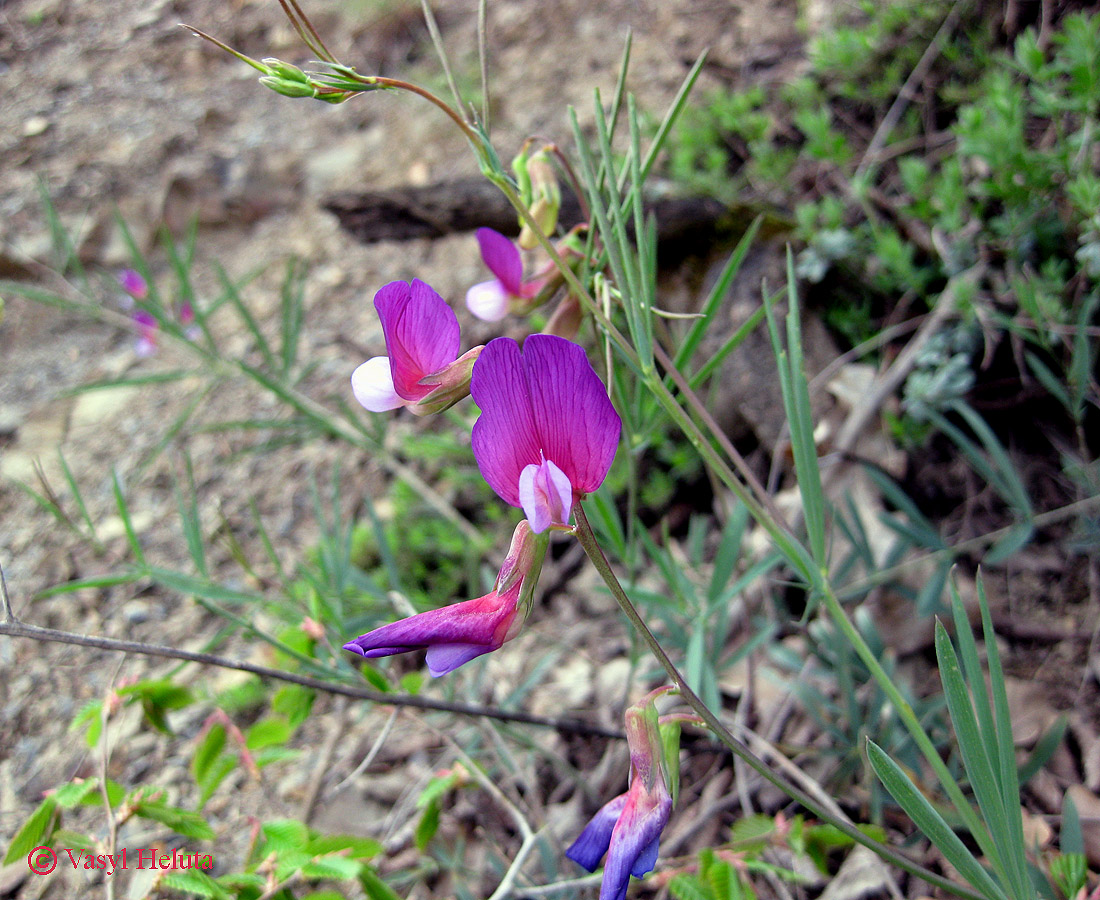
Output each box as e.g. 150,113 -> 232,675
465,228 -> 543,322
119,269 -> 148,302
566,699 -> 673,900
471,334 -> 620,533
343,521 -> 538,676
132,310 -> 158,357
351,279 -> 479,416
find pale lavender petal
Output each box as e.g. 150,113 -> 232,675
521,335 -> 621,495
375,279 -> 461,401
465,280 -> 510,322
519,458 -> 573,533
476,228 -> 523,296
351,357 -> 402,412
471,338 -> 542,507
425,643 -> 492,676
566,794 -> 626,872
135,336 -> 157,357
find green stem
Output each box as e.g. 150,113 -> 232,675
573,504 -> 984,900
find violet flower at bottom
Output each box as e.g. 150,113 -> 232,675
565,698 -> 673,900
343,520 -> 539,676
342,580 -> 523,677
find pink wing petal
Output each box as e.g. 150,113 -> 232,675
471,338 -> 543,507
375,279 -> 461,401
521,335 -> 621,495
476,228 -> 524,296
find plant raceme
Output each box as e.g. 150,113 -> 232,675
567,692 -> 676,900
340,176 -> 660,892
346,277 -> 620,676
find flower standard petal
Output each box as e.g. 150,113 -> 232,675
470,338 -> 543,507
471,335 -> 620,512
521,334 -> 621,496
476,228 -> 524,296
375,279 -> 461,401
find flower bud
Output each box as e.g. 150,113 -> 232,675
259,75 -> 318,99
517,148 -> 561,250
261,58 -> 311,84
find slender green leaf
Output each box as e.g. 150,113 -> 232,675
3,798 -> 58,864
111,470 -> 145,564
867,741 -> 1007,900
676,216 -> 762,371
160,870 -> 231,900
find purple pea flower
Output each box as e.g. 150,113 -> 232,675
566,700 -> 673,900
119,269 -> 149,302
465,228 -> 543,322
343,521 -> 538,676
471,334 -> 620,533
132,310 -> 158,357
351,279 -> 479,416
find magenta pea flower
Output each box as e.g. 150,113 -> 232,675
465,228 -> 543,322
566,698 -> 673,900
351,279 -> 479,416
132,310 -> 158,357
119,268 -> 149,302
343,521 -> 538,676
471,334 -> 620,534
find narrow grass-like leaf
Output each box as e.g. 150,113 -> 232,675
34,572 -> 141,599
1070,293 -> 1099,417
867,740 -> 1007,900
942,402 -> 1033,520
935,620 -> 1014,888
1060,793 -> 1084,855
216,264 -> 278,371
62,371 -> 197,395
111,470 -> 146,565
764,253 -> 826,565
38,180 -> 85,281
676,216 -> 762,371
635,50 -> 707,185
977,574 -> 1031,899
708,501 -> 748,603
138,382 -> 214,473
1017,716 -> 1067,785
1024,353 -> 1072,412
177,454 -> 207,577
280,257 -> 306,376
